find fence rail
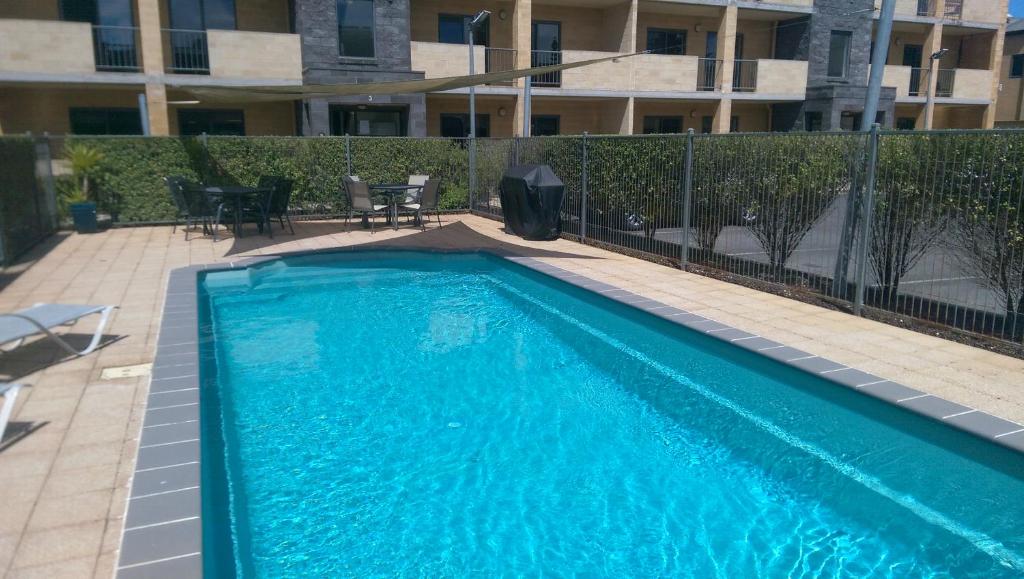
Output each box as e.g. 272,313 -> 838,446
92,25 -> 141,72
5,130 -> 1023,347
163,29 -> 210,74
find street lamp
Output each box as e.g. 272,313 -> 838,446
467,10 -> 491,140
925,48 -> 949,129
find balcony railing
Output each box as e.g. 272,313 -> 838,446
936,69 -> 955,97
485,48 -> 516,86
944,0 -> 963,18
92,25 -> 140,72
909,67 -> 929,96
732,60 -> 757,92
698,58 -> 721,91
531,50 -> 562,87
164,28 -> 209,74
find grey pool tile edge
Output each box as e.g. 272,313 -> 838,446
124,246 -> 1024,577
480,248 -> 1024,454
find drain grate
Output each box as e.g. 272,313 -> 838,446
100,363 -> 153,380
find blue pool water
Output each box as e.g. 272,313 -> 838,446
199,251 -> 1024,578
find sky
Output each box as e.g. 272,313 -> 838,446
1013,0 -> 1023,17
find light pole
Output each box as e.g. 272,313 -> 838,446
925,48 -> 949,130
467,10 -> 491,140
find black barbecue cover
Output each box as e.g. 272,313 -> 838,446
499,164 -> 565,241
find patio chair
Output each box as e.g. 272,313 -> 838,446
401,179 -> 443,230
166,176 -> 200,234
258,176 -> 296,236
0,304 -> 117,357
186,187 -> 226,242
343,177 -> 387,233
0,383 -> 23,444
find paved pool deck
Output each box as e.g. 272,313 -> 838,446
0,214 -> 1022,578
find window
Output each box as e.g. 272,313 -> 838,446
896,117 -> 917,130
438,14 -> 489,46
701,116 -> 713,134
730,116 -> 740,133
440,113 -> 490,138
531,115 -> 559,136
827,30 -> 852,78
338,0 -> 374,58
69,108 -> 143,135
642,116 -> 683,134
330,106 -> 406,136
178,109 -> 245,135
804,111 -> 823,132
646,28 -> 685,55
1012,54 -> 1024,78
167,0 -> 236,30
61,0 -> 135,25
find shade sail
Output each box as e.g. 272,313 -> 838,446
178,52 -> 642,103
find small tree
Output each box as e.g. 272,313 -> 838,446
868,134 -> 948,307
64,142 -> 104,203
741,135 -> 855,282
690,136 -> 746,261
947,133 -> 1024,339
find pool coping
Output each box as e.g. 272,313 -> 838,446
117,245 -> 1024,578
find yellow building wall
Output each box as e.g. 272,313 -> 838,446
0,88 -> 141,135
636,12 -> 718,57
734,19 -> 774,60
410,0 -> 515,48
532,4 -> 626,52
932,105 -> 986,128
731,103 -> 771,132
632,101 -> 719,133
425,96 -> 517,137
997,34 -> 1024,124
167,102 -> 296,135
530,98 -> 629,135
943,32 -> 997,70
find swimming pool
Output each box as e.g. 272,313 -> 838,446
197,251 -> 1024,577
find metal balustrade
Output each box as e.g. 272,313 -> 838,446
732,60 -> 757,93
909,68 -> 929,97
92,25 -> 141,72
936,69 -> 955,97
698,58 -> 722,92
163,29 -> 210,74
530,50 -> 562,87
485,48 -> 517,86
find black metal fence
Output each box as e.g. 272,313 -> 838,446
471,129 -> 1024,346
0,138 -> 58,265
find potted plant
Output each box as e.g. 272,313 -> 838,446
63,143 -> 104,233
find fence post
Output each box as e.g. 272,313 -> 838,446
345,133 -> 352,176
199,132 -> 209,183
35,133 -> 58,231
680,129 -> 695,269
853,123 -> 881,316
469,136 -> 478,213
580,132 -> 588,241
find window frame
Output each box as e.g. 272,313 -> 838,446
439,113 -> 491,138
337,0 -> 376,59
827,30 -> 852,79
69,107 -> 143,135
646,27 -> 686,55
804,111 -> 823,132
329,105 -> 408,136
530,115 -> 560,136
438,13 -> 489,46
642,116 -> 684,134
177,108 -> 246,136
1011,53 -> 1024,79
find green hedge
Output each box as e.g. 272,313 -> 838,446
61,136 -> 472,223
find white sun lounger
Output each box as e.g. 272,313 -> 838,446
0,383 -> 23,443
0,304 -> 117,357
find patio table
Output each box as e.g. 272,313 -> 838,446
370,184 -> 423,231
205,186 -> 271,238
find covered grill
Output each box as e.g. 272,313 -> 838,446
498,165 -> 565,241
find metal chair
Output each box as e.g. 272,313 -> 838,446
343,177 -> 387,233
258,176 -> 295,236
400,179 -> 443,230
165,176 -> 200,234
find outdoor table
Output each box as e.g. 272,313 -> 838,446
370,184 -> 423,231
205,186 -> 271,238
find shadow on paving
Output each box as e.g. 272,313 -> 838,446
0,332 -> 124,382
0,232 -> 72,293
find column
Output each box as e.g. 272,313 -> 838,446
983,18 -> 1007,128
620,97 -> 635,135
712,4 -> 737,133
137,0 -> 170,135
512,0 -> 533,136
923,14 -> 943,129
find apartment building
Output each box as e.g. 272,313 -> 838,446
996,18 -> 1024,127
0,0 -> 1008,137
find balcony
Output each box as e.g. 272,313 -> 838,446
632,54 -> 699,92
883,66 -> 991,101
750,59 -> 809,97
162,29 -> 302,81
411,42 -> 517,85
0,20 -> 140,75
